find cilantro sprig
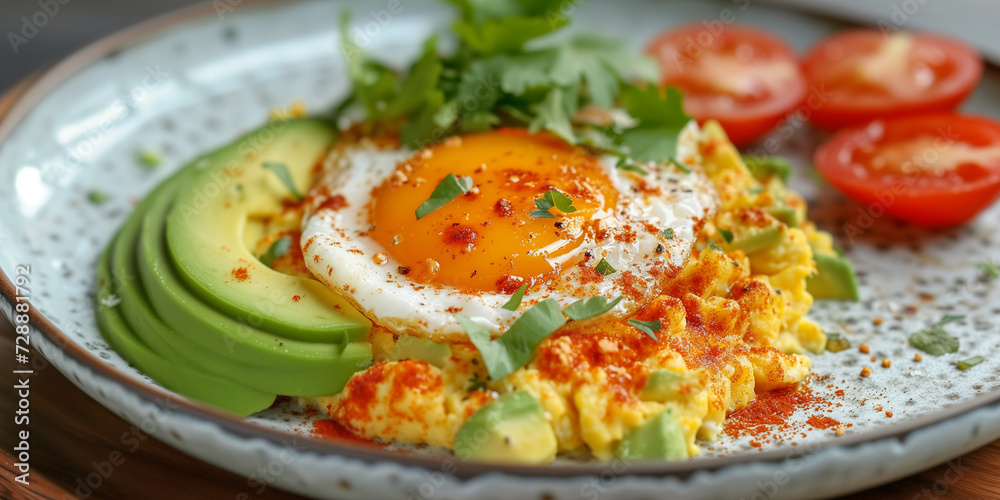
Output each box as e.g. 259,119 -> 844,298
628,319 -> 661,341
336,0 -> 691,169
501,282 -> 528,311
529,190 -> 577,219
594,258 -> 616,276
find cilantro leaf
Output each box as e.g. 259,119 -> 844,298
957,356 -> 984,371
415,173 -> 473,219
529,86 -> 577,143
909,315 -> 964,356
339,12 -> 398,119
262,162 -> 302,200
383,36 -> 443,118
501,282 -> 528,311
564,296 -> 623,321
595,258 -> 616,276
708,240 -> 725,253
259,236 -> 292,268
456,298 -> 566,380
617,85 -> 690,165
628,319 -> 661,341
659,228 -> 674,239
550,35 -> 659,108
453,16 -> 566,56
137,148 -> 162,170
719,228 -> 734,244
529,189 -> 576,219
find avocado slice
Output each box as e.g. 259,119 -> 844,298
112,173 -> 369,396
137,173 -> 372,389
388,335 -> 452,368
807,252 -> 861,301
453,391 -> 556,463
767,204 -> 799,228
742,155 -> 792,184
165,118 -> 369,343
720,223 -> 786,255
97,245 -> 275,415
615,408 -> 687,461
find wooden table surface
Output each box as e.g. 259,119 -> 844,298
2,77 -> 999,500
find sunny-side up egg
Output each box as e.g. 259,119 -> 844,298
301,125 -> 718,340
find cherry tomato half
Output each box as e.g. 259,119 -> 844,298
814,114 -> 1000,228
646,23 -> 807,147
801,30 -> 982,130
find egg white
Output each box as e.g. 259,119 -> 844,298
301,123 -> 719,340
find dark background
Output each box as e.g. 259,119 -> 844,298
0,0 -> 201,91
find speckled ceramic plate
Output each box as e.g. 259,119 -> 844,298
2,1 -> 1000,499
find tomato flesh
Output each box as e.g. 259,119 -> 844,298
646,24 -> 806,146
802,31 -> 982,130
814,114 -> 1000,228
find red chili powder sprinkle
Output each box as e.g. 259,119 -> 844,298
724,386 -> 816,439
231,267 -> 249,282
292,295 -> 301,302
311,419 -> 384,448
806,415 -> 840,430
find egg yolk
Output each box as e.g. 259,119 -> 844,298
369,128 -> 619,293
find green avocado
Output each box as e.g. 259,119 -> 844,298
112,172 -> 370,396
742,155 -> 792,184
165,118 -> 369,343
807,252 -> 861,301
767,204 -> 799,228
388,334 -> 452,368
615,408 -> 687,461
719,218 -> 786,255
639,370 -> 701,403
453,391 -> 557,463
97,244 -> 275,416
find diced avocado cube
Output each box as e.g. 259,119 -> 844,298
807,253 -> 861,301
742,155 -> 792,184
615,408 -> 687,461
389,335 -> 452,368
454,391 -> 556,463
640,370 -> 700,403
719,222 -> 786,255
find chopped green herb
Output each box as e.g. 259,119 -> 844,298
136,148 -> 162,169
456,299 -> 566,380
564,296 -> 624,321
669,157 -> 691,174
415,173 -> 473,219
501,282 -> 528,311
719,228 -> 734,244
259,236 -> 292,268
335,1 -> 681,161
467,375 -> 488,393
909,315 -> 964,356
595,258 -> 616,276
825,333 -> 851,353
86,190 -> 109,205
708,240 -> 725,253
262,162 -> 303,200
659,228 -> 674,239
748,186 -> 766,195
616,162 -> 648,175
529,189 -> 577,219
628,319 -> 661,341
979,262 -> 999,279
957,356 -> 984,371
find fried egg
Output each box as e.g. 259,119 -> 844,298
301,125 -> 718,339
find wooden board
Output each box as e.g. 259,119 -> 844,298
1,77 -> 999,500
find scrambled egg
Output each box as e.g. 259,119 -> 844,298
311,121 -> 826,462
